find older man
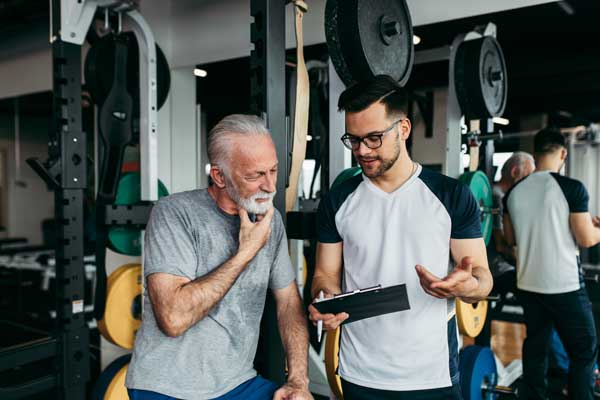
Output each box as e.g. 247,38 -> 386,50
126,115 -> 312,400
488,152 -> 535,294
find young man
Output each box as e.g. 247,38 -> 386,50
308,76 -> 492,399
504,127 -> 600,400
126,115 -> 312,400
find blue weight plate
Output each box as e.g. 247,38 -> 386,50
459,345 -> 497,400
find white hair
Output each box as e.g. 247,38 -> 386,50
501,151 -> 535,180
207,114 -> 271,177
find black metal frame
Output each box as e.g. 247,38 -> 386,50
250,0 -> 287,385
0,2 -> 91,398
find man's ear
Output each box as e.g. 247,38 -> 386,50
510,165 -> 519,180
560,148 -> 568,161
210,166 -> 227,189
399,118 -> 412,141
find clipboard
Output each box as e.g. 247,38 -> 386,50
313,284 -> 410,325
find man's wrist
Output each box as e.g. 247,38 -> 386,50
286,374 -> 309,389
235,248 -> 255,264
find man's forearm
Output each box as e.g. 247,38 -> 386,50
459,265 -> 493,303
152,251 -> 253,337
311,271 -> 342,299
277,292 -> 309,387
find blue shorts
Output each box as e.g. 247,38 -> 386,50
128,375 -> 279,400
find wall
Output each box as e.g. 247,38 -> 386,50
0,113 -> 54,245
411,89 -> 450,168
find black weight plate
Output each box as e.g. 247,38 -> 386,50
454,36 -> 507,120
327,0 -> 414,87
479,37 -> 507,117
85,32 -> 171,113
325,0 -> 355,86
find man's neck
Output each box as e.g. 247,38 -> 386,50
370,154 -> 416,193
497,179 -> 512,193
535,156 -> 561,173
207,185 -> 239,215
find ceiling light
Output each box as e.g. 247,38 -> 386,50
413,35 -> 421,45
194,68 -> 207,78
492,117 -> 510,126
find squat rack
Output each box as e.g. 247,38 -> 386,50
0,1 -> 159,398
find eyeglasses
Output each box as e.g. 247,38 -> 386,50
340,119 -> 404,150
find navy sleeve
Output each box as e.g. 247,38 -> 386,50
419,169 -> 482,240
551,173 -> 589,213
450,183 -> 482,239
317,193 -> 342,243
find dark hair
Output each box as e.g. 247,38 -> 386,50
338,75 -> 409,117
534,127 -> 566,155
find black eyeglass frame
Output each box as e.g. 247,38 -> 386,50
340,119 -> 405,150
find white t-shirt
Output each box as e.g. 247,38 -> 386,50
317,165 -> 481,391
504,171 -> 588,294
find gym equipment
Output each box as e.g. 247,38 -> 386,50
286,0 -> 310,212
459,345 -> 516,400
330,166 -> 362,189
324,327 -> 343,399
456,298 -> 488,338
108,172 -> 168,256
325,0 -> 414,86
459,171 -> 494,246
97,35 -> 134,203
92,354 -> 131,400
454,36 -> 507,120
455,171 -> 493,339
85,31 -> 170,113
98,263 -> 142,349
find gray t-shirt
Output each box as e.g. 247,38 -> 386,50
125,189 -> 295,399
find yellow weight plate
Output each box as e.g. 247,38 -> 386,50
456,299 -> 488,338
98,264 -> 142,349
324,327 -> 343,400
98,265 -> 130,344
104,363 -> 129,400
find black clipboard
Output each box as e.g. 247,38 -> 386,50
313,284 -> 410,325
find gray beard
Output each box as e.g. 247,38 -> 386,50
225,182 -> 275,215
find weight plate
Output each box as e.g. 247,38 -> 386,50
331,166 -> 362,190
108,172 -> 169,256
98,263 -> 142,350
456,299 -> 488,338
85,32 -> 171,113
324,327 -> 343,400
92,354 -> 131,400
454,36 -> 507,120
104,362 -> 130,400
459,345 -> 498,400
325,0 -> 355,86
326,0 -> 414,86
459,171 -> 493,246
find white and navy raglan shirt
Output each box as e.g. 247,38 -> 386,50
317,164 -> 482,391
504,171 -> 588,294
